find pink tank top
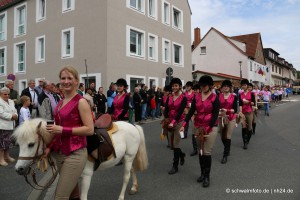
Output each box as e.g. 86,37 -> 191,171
167,94 -> 185,123
194,93 -> 218,129
112,93 -> 128,120
185,91 -> 194,107
219,93 -> 236,121
53,94 -> 87,155
240,91 -> 253,113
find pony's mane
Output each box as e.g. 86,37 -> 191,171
12,118 -> 52,145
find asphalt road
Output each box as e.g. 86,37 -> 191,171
1,96 -> 299,200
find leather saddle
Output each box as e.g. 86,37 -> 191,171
90,114 -> 117,171
95,113 -> 113,129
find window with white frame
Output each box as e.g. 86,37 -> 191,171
172,6 -> 183,31
35,36 -> 45,63
36,0 -> 46,22
14,41 -> 26,73
127,25 -> 145,59
173,42 -> 183,66
61,27 -> 74,58
148,33 -> 158,62
162,38 -> 171,64
0,12 -> 7,41
19,79 -> 27,94
162,1 -> 170,25
148,0 -> 157,19
62,0 -> 75,13
14,3 -> 27,37
200,46 -> 206,54
0,47 -> 6,75
127,0 -> 145,14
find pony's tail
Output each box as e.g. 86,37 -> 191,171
132,125 -> 148,171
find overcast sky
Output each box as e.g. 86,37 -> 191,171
189,0 -> 300,70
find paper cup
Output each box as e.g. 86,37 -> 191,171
179,131 -> 184,139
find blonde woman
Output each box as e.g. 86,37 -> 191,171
45,66 -> 94,199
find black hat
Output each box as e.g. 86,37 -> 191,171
116,78 -> 128,87
185,81 -> 193,87
221,80 -> 232,88
192,83 -> 200,90
199,75 -> 213,86
241,79 -> 249,85
170,78 -> 182,87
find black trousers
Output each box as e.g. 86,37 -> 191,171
134,103 -> 141,122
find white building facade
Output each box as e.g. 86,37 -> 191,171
192,27 -> 267,86
0,0 -> 192,92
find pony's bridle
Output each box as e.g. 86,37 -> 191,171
17,129 -> 58,190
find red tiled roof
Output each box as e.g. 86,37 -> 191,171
0,0 -> 22,10
193,70 -> 241,80
0,0 -> 14,7
230,33 -> 260,59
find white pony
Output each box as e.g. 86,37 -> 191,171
13,118 -> 148,200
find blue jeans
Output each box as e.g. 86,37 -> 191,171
151,109 -> 156,119
141,103 -> 147,120
155,102 -> 161,117
264,101 -> 270,114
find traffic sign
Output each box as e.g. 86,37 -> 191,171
166,67 -> 173,76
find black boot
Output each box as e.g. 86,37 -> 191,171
203,155 -> 211,188
197,154 -> 204,183
252,123 -> 256,135
242,128 -> 248,150
168,148 -> 179,175
184,120 -> 189,139
179,148 -> 185,166
247,130 -> 253,144
190,134 -> 197,156
221,139 -> 230,164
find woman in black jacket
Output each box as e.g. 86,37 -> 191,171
94,87 -> 107,116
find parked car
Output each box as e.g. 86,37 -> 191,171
292,86 -> 300,94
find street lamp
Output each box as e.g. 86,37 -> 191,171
239,61 -> 242,80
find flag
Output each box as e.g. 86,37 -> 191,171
260,68 -> 263,76
266,67 -> 269,73
257,68 -> 261,74
263,70 -> 266,76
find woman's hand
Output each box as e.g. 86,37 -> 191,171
46,125 -> 63,134
11,114 -> 18,121
41,148 -> 51,159
220,108 -> 227,115
243,99 -> 249,104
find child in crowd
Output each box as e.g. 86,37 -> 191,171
150,94 -> 156,119
19,96 -> 31,125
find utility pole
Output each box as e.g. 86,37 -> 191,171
85,59 -> 89,88
239,61 -> 242,80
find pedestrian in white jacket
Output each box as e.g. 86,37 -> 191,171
0,87 -> 18,166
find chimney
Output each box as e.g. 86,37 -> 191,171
194,27 -> 201,48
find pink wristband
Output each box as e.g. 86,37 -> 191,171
62,127 -> 72,136
171,120 -> 176,124
182,122 -> 187,127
